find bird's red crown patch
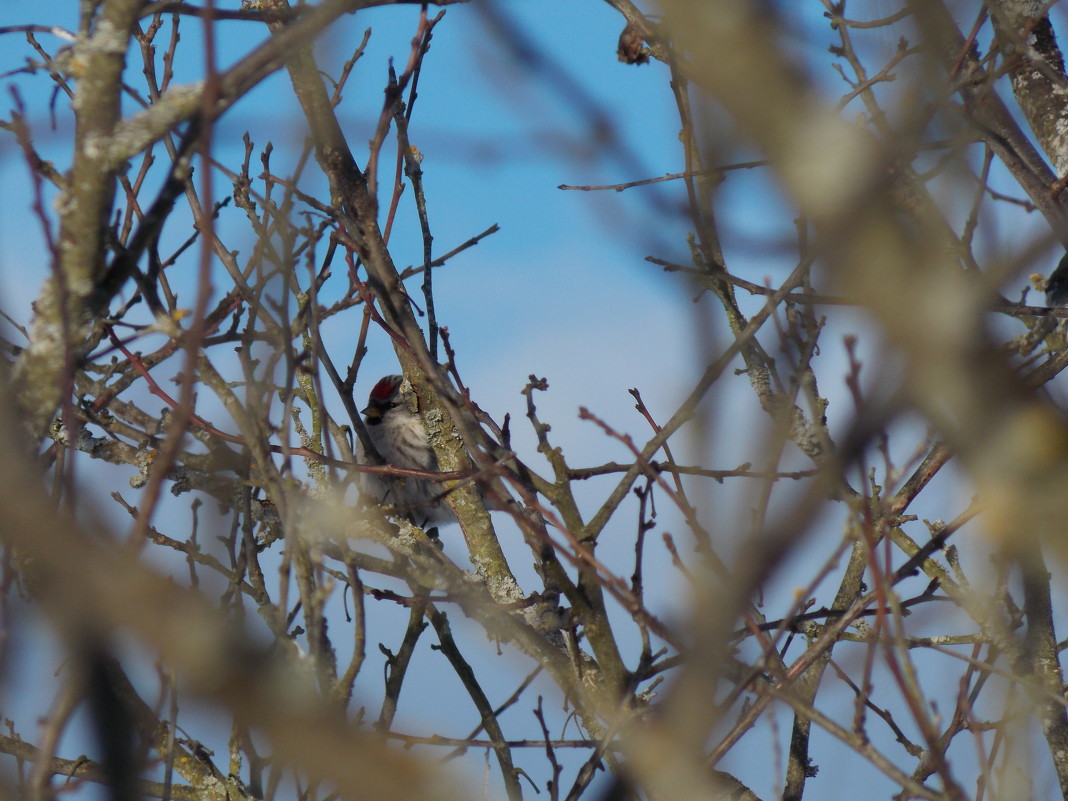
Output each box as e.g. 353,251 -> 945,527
370,375 -> 402,401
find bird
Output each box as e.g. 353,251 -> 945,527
355,375 -> 456,526
1046,251 -> 1068,308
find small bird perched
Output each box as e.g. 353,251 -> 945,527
355,375 -> 455,526
1047,252 -> 1068,308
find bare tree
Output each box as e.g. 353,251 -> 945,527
4,1 -> 1068,799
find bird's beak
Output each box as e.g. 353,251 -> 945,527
362,405 -> 381,423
